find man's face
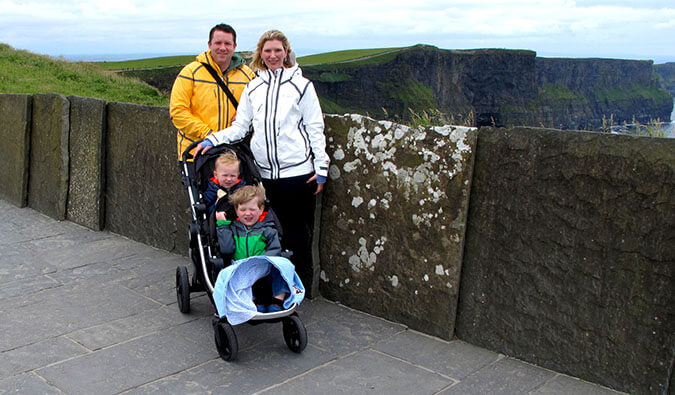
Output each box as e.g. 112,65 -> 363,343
209,31 -> 236,69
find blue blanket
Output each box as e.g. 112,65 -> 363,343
212,256 -> 305,325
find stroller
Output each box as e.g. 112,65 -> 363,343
175,140 -> 308,361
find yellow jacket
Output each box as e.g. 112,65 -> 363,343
170,51 -> 255,160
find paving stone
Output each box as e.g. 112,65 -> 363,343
0,245 -> 57,283
439,357 -> 556,394
0,275 -> 60,300
532,374 -> 625,394
129,343 -> 335,394
274,349 -> 453,394
0,372 -> 61,394
30,236 -> 149,272
66,306 -> 201,351
36,330 -> 216,394
0,336 -> 88,378
0,282 -> 160,351
374,332 -> 499,380
302,300 -> 406,355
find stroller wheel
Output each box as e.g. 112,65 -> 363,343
282,314 -> 307,353
214,320 -> 238,361
176,266 -> 190,313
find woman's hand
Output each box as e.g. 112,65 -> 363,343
307,173 -> 325,195
192,140 -> 213,156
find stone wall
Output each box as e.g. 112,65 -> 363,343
28,94 -> 70,220
67,96 -> 106,230
0,93 -> 672,394
0,94 -> 31,207
105,102 -> 189,253
319,114 -> 477,340
456,126 -> 674,394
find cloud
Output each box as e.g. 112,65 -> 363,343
0,0 -> 672,62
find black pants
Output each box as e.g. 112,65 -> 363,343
262,174 -> 316,291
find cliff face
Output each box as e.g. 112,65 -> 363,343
532,58 -> 673,128
304,46 -> 538,126
654,62 -> 675,96
303,46 -> 673,129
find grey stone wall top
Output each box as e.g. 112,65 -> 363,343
28,93 -> 70,220
67,96 -> 106,231
319,114 -> 477,340
457,126 -> 674,394
0,94 -> 32,207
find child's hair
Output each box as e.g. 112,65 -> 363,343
214,150 -> 240,171
230,184 -> 266,209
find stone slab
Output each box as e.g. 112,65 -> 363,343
28,93 -> 70,220
67,305 -> 201,351
439,357 -> 556,394
0,372 -> 61,394
105,102 -> 190,254
374,333 -> 499,380
456,126 -> 675,394
0,282 -> 160,351
0,336 -> 87,378
67,96 -> 106,230
533,374 -> 625,395
301,299 -> 407,355
128,343 -> 334,394
274,349 -> 454,394
0,94 -> 31,207
319,114 -> 477,340
36,329 -> 215,394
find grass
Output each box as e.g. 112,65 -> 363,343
95,55 -> 196,71
297,47 -> 403,66
0,44 -> 169,106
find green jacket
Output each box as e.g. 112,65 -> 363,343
216,212 -> 281,260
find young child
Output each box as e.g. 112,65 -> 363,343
216,184 -> 288,313
203,151 -> 245,216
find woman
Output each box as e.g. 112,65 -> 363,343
194,30 -> 329,293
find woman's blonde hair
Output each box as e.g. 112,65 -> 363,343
250,30 -> 295,71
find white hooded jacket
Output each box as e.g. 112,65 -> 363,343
206,65 -> 329,180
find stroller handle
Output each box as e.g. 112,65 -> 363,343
181,139 -> 205,164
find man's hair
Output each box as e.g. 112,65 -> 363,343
250,30 -> 295,71
230,184 -> 266,209
209,23 -> 237,44
214,150 -> 240,171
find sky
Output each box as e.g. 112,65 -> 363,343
1,0 -> 674,63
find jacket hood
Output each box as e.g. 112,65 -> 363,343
197,51 -> 248,74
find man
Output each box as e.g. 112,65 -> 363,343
170,23 -> 255,160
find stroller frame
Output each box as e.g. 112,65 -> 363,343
175,140 -> 307,361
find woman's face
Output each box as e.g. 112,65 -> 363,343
261,39 -> 287,71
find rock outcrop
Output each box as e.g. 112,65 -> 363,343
302,45 -> 673,130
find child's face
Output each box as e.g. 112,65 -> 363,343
214,163 -> 239,189
236,199 -> 263,228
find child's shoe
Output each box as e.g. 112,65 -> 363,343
267,303 -> 283,313
256,304 -> 267,313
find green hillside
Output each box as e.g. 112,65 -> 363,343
297,47 -> 404,65
0,44 -> 169,106
96,55 -> 196,71
92,47 -> 406,71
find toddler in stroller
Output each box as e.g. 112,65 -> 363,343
176,141 -> 307,361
